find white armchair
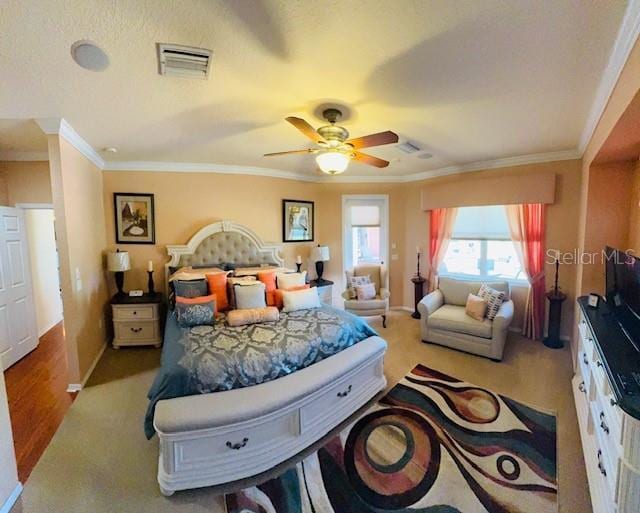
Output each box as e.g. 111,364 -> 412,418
418,277 -> 514,361
342,264 -> 390,327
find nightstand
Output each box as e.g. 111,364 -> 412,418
310,279 -> 333,306
111,293 -> 163,348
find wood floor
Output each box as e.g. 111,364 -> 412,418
4,322 -> 75,483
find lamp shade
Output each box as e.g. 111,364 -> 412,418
310,245 -> 330,262
107,251 -> 131,272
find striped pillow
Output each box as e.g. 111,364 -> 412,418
478,284 -> 506,321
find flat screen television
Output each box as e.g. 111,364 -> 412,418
605,246 -> 640,351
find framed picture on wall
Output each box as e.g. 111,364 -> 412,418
114,193 -> 155,244
282,199 -> 314,243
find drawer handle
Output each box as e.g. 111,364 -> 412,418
132,311 -> 137,315
599,412 -> 610,434
596,361 -> 603,368
337,384 -> 352,398
578,381 -> 586,393
582,353 -> 588,365
130,327 -> 142,333
597,450 -> 606,476
610,398 -> 617,407
226,437 -> 248,450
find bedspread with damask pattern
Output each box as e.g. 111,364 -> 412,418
144,305 -> 377,438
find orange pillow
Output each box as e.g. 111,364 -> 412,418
206,273 -> 229,311
274,284 -> 310,309
176,294 -> 218,315
258,271 -> 277,306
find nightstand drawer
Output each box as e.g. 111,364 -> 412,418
113,304 -> 157,320
114,321 -> 158,342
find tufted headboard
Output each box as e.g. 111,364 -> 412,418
165,220 -> 284,293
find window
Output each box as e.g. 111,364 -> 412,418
343,196 -> 388,270
439,206 -> 525,281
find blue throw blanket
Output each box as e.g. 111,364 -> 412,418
145,305 -> 377,438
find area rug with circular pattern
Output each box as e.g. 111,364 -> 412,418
224,364 -> 558,513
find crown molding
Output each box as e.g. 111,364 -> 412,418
36,118 -> 105,169
0,150 -> 48,161
102,148 -> 580,184
578,0 -> 640,154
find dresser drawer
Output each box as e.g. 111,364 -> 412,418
173,410 -> 298,473
113,304 -> 156,320
300,360 -> 378,432
114,321 -> 158,342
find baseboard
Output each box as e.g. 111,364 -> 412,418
0,483 -> 23,513
38,316 -> 64,339
66,342 -> 107,393
390,306 -> 413,312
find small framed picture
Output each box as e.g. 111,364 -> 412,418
588,293 -> 600,308
282,199 -> 314,243
114,193 -> 155,244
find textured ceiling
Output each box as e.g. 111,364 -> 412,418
0,0 -> 627,177
0,119 -> 48,153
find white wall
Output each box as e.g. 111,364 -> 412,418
24,209 -> 63,337
0,371 -> 20,510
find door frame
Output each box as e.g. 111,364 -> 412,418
341,194 -> 389,280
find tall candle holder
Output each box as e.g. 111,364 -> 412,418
147,270 -> 155,296
411,249 -> 426,319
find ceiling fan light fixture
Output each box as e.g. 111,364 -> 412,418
316,150 -> 350,175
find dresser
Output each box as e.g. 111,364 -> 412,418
111,293 -> 163,348
573,298 -> 640,513
310,279 -> 333,306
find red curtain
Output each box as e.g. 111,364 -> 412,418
505,203 -> 546,339
427,208 -> 458,292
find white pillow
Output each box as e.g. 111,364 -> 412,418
234,282 -> 266,310
282,287 -> 321,312
348,275 -> 371,299
356,282 -> 377,300
276,271 -> 307,289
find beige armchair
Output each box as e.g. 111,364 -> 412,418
342,264 -> 390,327
418,277 -> 514,361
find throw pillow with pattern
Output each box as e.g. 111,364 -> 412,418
478,284 -> 506,321
348,275 -> 371,299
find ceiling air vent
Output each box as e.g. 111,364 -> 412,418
157,43 -> 212,79
397,141 -> 420,154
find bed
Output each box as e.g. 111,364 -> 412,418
151,221 -> 387,496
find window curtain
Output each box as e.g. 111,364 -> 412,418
505,203 -> 546,340
427,207 -> 458,292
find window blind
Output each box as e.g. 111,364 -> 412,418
451,206 -> 510,240
351,205 -> 380,227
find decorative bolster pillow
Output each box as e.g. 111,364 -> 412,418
227,306 -> 280,327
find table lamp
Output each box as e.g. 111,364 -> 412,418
107,250 -> 130,297
311,245 -> 330,283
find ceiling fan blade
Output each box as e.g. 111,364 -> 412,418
285,117 -> 325,143
346,130 -> 399,149
353,151 -> 389,168
264,149 -> 315,157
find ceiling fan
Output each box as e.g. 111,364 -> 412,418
264,108 -> 399,175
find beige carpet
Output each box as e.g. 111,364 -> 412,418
10,311 -> 591,513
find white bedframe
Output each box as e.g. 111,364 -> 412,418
156,221 -> 388,496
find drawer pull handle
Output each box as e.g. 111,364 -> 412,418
226,437 -> 248,450
597,450 -> 606,476
130,327 -> 142,333
596,361 -> 603,368
599,412 -> 610,434
610,398 -> 617,407
133,311 -> 137,315
337,384 -> 352,398
578,381 -> 586,393
582,353 -> 588,365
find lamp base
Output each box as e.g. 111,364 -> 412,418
315,260 -> 324,283
115,271 -> 125,297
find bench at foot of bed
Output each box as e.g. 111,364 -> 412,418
153,335 -> 387,495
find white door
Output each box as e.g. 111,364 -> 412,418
0,207 -> 38,370
342,195 -> 389,272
